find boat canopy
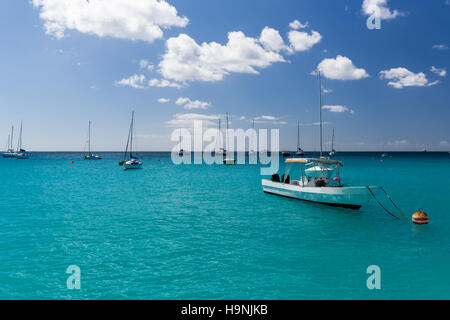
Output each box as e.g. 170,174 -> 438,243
286,158 -> 344,167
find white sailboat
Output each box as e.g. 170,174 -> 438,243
83,121 -> 102,160
178,128 -> 184,156
296,121 -> 304,156
249,119 -> 257,156
2,126 -> 16,158
15,121 -> 29,159
215,117 -> 226,156
261,71 -> 377,210
223,112 -> 235,165
329,128 -> 336,156
119,111 -> 143,170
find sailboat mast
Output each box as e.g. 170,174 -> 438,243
88,121 -> 91,155
318,71 -> 323,158
130,111 -> 134,158
18,121 -> 23,151
297,121 -> 300,150
331,128 -> 335,151
11,126 -> 14,151
226,112 -> 229,151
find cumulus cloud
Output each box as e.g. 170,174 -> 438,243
362,0 -> 403,20
158,31 -> 287,83
32,0 -> 188,43
316,55 -> 369,80
254,115 -> 287,125
116,74 -> 146,89
148,78 -> 183,88
288,30 -> 322,52
379,67 -> 439,88
158,98 -> 170,103
322,105 -> 349,113
259,27 -> 289,52
289,20 -> 309,30
167,113 -> 219,127
431,66 -> 447,77
140,59 -> 154,71
175,97 -> 211,110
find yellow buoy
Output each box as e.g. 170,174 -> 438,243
412,210 -> 429,225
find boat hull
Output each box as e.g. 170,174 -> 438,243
262,179 -> 373,210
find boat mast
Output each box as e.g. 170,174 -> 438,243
331,128 -> 335,151
17,122 -> 22,152
10,126 -> 14,151
88,120 -> 91,155
226,112 -> 229,152
130,111 -> 134,159
318,71 -> 323,158
297,121 -> 300,150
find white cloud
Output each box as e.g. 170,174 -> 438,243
379,67 -> 439,88
317,55 -> 369,80
176,97 -> 211,110
239,116 -> 247,121
32,0 -> 188,43
116,74 -> 146,89
254,115 -> 287,125
288,30 -> 322,52
140,59 -> 154,71
259,27 -> 289,52
388,139 -> 409,146
148,78 -> 183,88
158,31 -> 287,83
322,105 -> 349,113
167,113 -> 219,127
431,66 -> 447,77
432,44 -> 448,51
158,98 -> 170,103
362,0 -> 403,20
289,20 -> 309,30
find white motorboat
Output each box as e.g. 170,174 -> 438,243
14,121 -> 29,159
119,111 -> 143,170
83,121 -> 102,160
262,158 -> 374,210
2,126 -> 16,158
262,71 -> 378,209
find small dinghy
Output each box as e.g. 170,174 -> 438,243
120,111 -> 142,170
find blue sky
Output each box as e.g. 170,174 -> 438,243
0,0 -> 449,151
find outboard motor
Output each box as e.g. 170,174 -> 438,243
271,174 -> 281,182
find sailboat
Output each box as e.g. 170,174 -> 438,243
261,71 -> 378,210
329,128 -> 336,156
223,112 -> 235,165
15,121 -> 29,159
215,117 -> 226,156
83,121 -> 102,160
2,126 -> 16,158
119,111 -> 143,170
177,128 -> 185,156
249,119 -> 257,156
296,121 -> 304,156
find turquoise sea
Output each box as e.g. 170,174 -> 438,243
0,152 -> 449,300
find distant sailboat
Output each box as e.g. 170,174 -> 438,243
215,117 -> 226,156
83,121 -> 102,160
296,121 -> 304,156
178,128 -> 184,156
223,112 -> 235,165
2,126 -> 16,158
329,128 -> 336,156
249,119 -> 257,155
119,111 -> 143,170
15,121 -> 29,159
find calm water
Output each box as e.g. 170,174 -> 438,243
0,152 -> 449,299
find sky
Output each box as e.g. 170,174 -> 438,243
0,0 -> 449,151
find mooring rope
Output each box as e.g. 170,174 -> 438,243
379,187 -> 408,220
366,186 -> 401,220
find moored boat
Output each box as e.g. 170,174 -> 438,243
120,111 -> 142,170
2,126 -> 16,158
83,121 -> 102,160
